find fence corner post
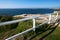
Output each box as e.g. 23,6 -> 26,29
56,12 -> 58,20
48,14 -> 52,24
33,16 -> 36,31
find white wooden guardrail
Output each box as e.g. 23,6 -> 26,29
0,12 -> 58,40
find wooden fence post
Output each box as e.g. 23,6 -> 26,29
48,14 -> 52,24
33,17 -> 36,31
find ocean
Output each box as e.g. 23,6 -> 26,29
0,8 -> 54,16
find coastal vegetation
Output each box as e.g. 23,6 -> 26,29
0,15 -> 60,40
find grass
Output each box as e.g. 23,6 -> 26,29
45,27 -> 60,40
0,21 -> 59,40
15,23 -> 60,40
31,24 -> 60,40
0,15 -> 60,40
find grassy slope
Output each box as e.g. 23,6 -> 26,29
32,26 -> 60,40
0,15 -> 60,40
0,21 -> 60,40
45,27 -> 60,40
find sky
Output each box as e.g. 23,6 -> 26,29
0,0 -> 60,8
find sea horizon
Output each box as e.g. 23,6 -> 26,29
0,8 -> 54,16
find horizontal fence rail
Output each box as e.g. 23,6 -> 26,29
5,21 -> 49,40
0,12 -> 59,40
0,17 -> 34,26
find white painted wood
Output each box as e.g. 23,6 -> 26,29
56,12 -> 58,20
0,17 -> 33,26
5,28 -> 33,40
0,13 -> 58,40
5,20 -> 48,40
48,14 -> 52,24
33,17 -> 36,31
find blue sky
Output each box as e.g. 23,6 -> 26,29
0,0 -> 60,8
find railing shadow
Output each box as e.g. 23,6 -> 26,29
39,23 -> 59,40
29,23 -> 59,40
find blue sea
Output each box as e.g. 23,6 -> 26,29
0,8 -> 54,16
